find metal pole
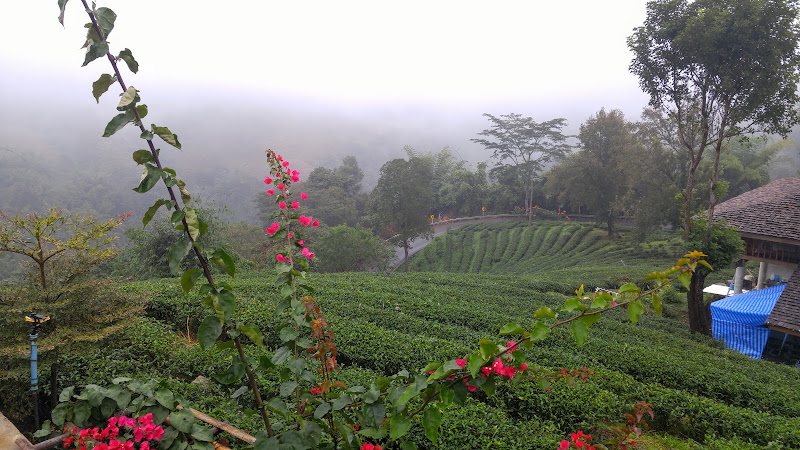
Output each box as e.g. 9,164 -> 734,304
30,331 -> 39,431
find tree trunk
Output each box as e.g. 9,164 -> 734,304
683,164 -> 697,240
687,271 -> 711,335
607,213 -> 616,237
404,245 -> 409,273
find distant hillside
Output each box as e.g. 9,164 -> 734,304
408,221 -> 685,288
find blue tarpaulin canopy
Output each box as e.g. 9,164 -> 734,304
710,284 -> 786,359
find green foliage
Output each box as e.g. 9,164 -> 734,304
546,109 -> 636,235
314,225 -> 393,273
472,113 -> 571,221
684,217 -> 744,276
370,155 -> 434,270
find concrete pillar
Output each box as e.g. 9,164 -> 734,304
733,260 -> 746,294
756,261 -> 768,290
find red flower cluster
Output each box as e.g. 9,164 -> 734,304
63,414 -> 164,450
360,443 -> 382,450
559,430 -> 594,450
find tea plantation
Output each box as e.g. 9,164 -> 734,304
2,221 -> 799,449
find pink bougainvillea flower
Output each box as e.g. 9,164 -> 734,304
276,254 -> 286,262
520,362 -> 528,371
302,248 -> 315,259
282,161 -> 290,167
507,341 -> 518,351
291,201 -> 300,209
298,240 -> 304,246
278,182 -> 285,190
301,192 -> 308,200
266,223 -> 280,235
312,220 -> 319,227
264,176 -> 272,184
299,215 -> 312,226
560,440 -> 570,450
292,174 -> 300,182
481,366 -> 493,377
456,358 -> 466,368
279,201 -> 287,209
266,189 -> 275,196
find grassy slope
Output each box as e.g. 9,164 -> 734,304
3,221 -> 799,449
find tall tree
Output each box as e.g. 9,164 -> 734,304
628,0 -> 800,238
472,114 -> 571,222
370,156 -> 434,272
545,109 -> 636,236
629,0 -> 800,334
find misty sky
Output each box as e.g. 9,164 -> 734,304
0,1 -> 653,184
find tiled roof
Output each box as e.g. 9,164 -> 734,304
713,177 -> 800,244
766,268 -> 800,335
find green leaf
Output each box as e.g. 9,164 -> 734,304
168,240 -> 193,275
136,104 -> 147,118
154,388 -> 175,408
644,271 -> 666,282
390,413 -> 412,440
118,48 -> 139,73
57,0 -> 69,26
590,291 -> 613,309
562,297 -> 587,312
422,407 -> 442,444
279,381 -> 298,397
92,73 -> 114,103
84,384 -> 105,406
117,86 -> 139,111
73,400 -> 91,427
363,386 -> 380,404
468,352 -> 485,378
652,292 -> 663,316
313,402 -> 331,420
479,339 -> 499,361
287,357 -> 305,375
628,301 -> 645,326
332,394 -> 352,411
191,424 -> 214,443
133,163 -> 162,193
184,207 -> 200,241
198,316 -> 222,349
82,40 -> 109,67
140,130 -> 154,140
678,272 -> 691,290
169,409 -> 195,434
215,356 -> 245,385
400,442 -> 418,450
169,210 -> 185,225
618,283 -> 641,294
499,322 -> 525,335
396,375 -> 427,406
94,7 -> 116,38
58,386 -> 75,403
142,199 -> 166,228
133,149 -> 154,165
279,326 -> 299,343
363,402 -> 385,428
528,321 -> 550,344
216,288 -> 235,322
151,125 -> 182,150
50,403 -> 70,427
480,374 -> 496,397
534,306 -> 556,319
102,111 -> 134,137
210,249 -> 236,277
272,346 -> 291,365
571,314 -> 601,347
106,384 -> 131,409
238,323 -> 264,348
180,268 -> 203,293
